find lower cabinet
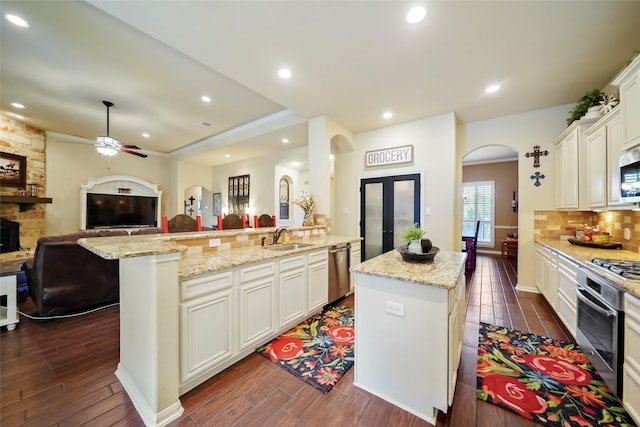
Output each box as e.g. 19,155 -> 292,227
179,247 -> 332,393
557,256 -> 578,338
447,271 -> 466,405
624,293 -> 640,424
307,250 -> 329,313
535,244 -> 558,310
238,261 -> 276,352
180,271 -> 234,389
278,255 -> 307,328
349,242 -> 362,293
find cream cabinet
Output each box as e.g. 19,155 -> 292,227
278,255 -> 307,328
180,271 -> 234,389
554,118 -> 597,210
535,244 -> 558,310
349,242 -> 361,293
307,249 -> 329,314
585,108 -> 630,208
238,261 -> 276,352
623,292 -> 640,424
447,271 -> 466,405
556,255 -> 578,338
612,54 -> 640,150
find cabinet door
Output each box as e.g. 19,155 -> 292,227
447,273 -> 465,406
624,293 -> 640,424
307,250 -> 328,314
587,126 -> 607,208
607,111 -> 629,206
349,242 -> 361,293
555,142 -> 565,209
564,130 -> 579,209
279,266 -> 306,328
238,276 -> 276,351
621,73 -> 640,149
180,287 -> 234,385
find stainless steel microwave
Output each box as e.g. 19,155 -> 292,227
620,148 -> 640,203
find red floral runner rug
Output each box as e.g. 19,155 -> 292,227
256,305 -> 354,394
477,322 -> 636,426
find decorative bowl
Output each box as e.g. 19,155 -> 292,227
396,245 -> 439,263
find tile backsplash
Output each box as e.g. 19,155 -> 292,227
534,210 -> 640,253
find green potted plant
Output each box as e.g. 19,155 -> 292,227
566,89 -> 604,126
400,223 -> 427,254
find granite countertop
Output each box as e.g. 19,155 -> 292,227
350,249 -> 466,289
535,237 -> 640,298
79,233 -> 362,279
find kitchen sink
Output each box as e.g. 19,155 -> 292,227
264,243 -> 315,251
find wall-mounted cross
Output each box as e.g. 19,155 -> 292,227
187,207 -> 195,216
530,172 -> 545,187
188,196 -> 196,205
525,145 -> 549,168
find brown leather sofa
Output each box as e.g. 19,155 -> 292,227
23,230 -> 129,316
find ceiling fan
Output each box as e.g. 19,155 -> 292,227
95,100 -> 147,158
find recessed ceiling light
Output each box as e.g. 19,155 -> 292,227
201,95 -> 211,103
224,154 -> 231,158
10,112 -> 24,120
329,154 -> 335,160
5,14 -> 29,28
11,102 -> 25,109
278,68 -> 292,79
485,84 -> 501,94
383,111 -> 393,119
406,6 -> 427,24
142,133 -> 150,138
282,138 -> 289,144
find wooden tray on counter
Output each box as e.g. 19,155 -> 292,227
567,237 -> 623,249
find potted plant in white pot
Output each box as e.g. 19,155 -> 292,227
400,223 -> 427,254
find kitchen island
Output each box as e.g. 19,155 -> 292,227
351,249 -> 466,424
79,231 -> 360,427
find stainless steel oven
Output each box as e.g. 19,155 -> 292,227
576,265 -> 625,398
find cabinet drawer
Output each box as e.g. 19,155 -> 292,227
307,249 -> 328,265
181,271 -> 233,301
626,293 -> 640,322
625,310 -> 640,367
239,261 -> 275,283
279,255 -> 305,272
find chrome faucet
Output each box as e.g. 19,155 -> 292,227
272,228 -> 288,245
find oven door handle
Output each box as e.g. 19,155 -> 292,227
576,286 -> 616,318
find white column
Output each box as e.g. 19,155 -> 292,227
308,116 -> 331,215
115,252 -> 184,426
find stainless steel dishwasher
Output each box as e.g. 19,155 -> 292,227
328,242 -> 350,304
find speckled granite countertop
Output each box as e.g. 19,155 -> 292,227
79,234 -> 362,279
535,237 -> 640,299
350,249 -> 466,289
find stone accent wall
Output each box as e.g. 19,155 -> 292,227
0,115 -> 46,251
534,209 -> 640,253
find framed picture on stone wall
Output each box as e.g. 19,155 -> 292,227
0,152 -> 26,188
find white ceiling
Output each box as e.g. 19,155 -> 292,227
2,1 -> 640,167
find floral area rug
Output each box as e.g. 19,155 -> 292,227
256,305 -> 354,394
477,322 -> 636,427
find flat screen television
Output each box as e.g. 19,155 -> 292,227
86,193 -> 158,229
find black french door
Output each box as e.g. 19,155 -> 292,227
360,173 -> 421,261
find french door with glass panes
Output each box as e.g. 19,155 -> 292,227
360,174 -> 420,261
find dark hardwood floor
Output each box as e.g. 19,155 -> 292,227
1,254 -> 571,426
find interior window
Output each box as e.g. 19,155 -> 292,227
462,181 -> 495,246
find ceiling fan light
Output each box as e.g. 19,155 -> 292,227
96,145 -> 118,156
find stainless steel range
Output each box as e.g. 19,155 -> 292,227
577,258 -> 631,398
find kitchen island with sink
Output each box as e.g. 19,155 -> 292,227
79,230 -> 361,427
351,249 -> 467,424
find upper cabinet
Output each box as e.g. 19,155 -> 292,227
612,55 -> 640,150
554,119 -> 597,210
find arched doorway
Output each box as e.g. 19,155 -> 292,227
462,145 -> 519,256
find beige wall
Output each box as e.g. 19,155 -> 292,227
45,138 -> 173,235
0,116 -> 46,250
463,160 -> 518,252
